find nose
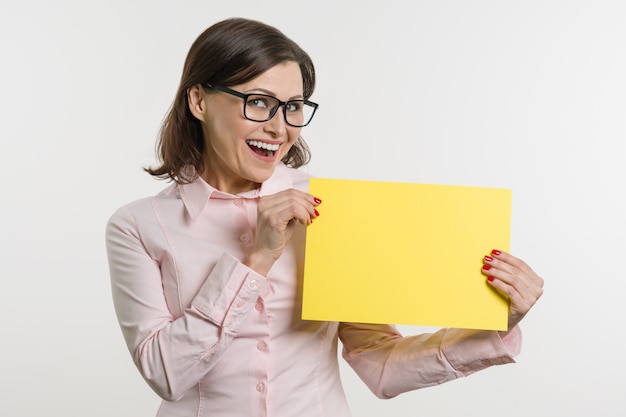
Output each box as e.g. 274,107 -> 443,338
263,105 -> 288,136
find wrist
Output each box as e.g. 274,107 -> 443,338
243,251 -> 276,276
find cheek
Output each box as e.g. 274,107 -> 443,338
207,117 -> 254,147
282,130 -> 301,154
278,131 -> 300,159
288,127 -> 302,143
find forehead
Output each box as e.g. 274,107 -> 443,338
237,62 -> 303,97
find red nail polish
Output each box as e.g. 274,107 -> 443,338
487,276 -> 495,282
484,256 -> 494,262
314,197 -> 322,204
314,209 -> 319,217
482,265 -> 491,271
492,249 -> 501,256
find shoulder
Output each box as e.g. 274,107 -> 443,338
106,183 -> 177,232
275,163 -> 313,192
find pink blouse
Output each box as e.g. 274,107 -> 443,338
106,163 -> 520,417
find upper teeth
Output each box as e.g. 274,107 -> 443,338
247,140 -> 279,151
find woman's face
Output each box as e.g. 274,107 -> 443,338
190,61 -> 304,194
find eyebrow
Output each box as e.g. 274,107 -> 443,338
246,88 -> 304,101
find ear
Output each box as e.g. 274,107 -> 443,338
187,84 -> 207,122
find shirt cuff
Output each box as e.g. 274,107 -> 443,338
441,327 -> 521,374
498,325 -> 522,357
190,253 -> 266,334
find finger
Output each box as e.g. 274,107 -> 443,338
261,189 -> 320,215
259,191 -> 318,226
286,190 -> 322,219
482,257 -> 543,316
486,275 -> 520,303
489,250 -> 543,285
277,188 -> 321,205
484,251 -> 544,290
482,261 -> 539,302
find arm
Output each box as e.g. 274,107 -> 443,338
339,323 -> 521,399
105,189 -> 321,401
105,207 -> 266,401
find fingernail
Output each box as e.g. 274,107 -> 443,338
492,249 -> 502,256
314,209 -> 320,217
487,276 -> 495,282
482,265 -> 491,271
484,256 -> 494,262
314,197 -> 322,204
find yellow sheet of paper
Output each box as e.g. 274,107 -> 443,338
303,178 -> 511,331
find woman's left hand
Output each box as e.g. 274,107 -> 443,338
482,250 -> 544,330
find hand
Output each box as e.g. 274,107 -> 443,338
482,250 -> 544,330
244,189 -> 321,275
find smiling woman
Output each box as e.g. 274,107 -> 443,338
105,16 -> 543,417
144,18 -> 315,185
186,61 -> 307,194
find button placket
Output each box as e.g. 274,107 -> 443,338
248,293 -> 269,411
231,198 -> 253,248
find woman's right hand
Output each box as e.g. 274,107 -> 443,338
244,189 -> 321,275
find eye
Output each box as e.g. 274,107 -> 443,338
286,101 -> 303,112
248,96 -> 271,109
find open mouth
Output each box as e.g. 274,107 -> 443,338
246,140 -> 279,157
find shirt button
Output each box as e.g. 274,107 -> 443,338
236,299 -> 246,308
257,341 -> 267,351
249,279 -> 258,290
233,199 -> 243,207
239,234 -> 248,243
256,382 -> 265,392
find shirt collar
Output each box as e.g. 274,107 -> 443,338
178,163 -> 294,220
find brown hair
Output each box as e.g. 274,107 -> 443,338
145,18 -> 316,183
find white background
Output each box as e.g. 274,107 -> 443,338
1,1 -> 624,416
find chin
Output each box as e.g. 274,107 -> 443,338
246,168 -> 276,185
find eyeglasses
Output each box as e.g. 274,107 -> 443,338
205,84 -> 318,127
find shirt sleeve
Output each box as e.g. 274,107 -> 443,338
338,322 -> 521,399
105,206 -> 265,401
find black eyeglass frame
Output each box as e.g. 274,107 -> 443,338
204,84 -> 319,127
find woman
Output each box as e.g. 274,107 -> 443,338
106,17 -> 544,417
